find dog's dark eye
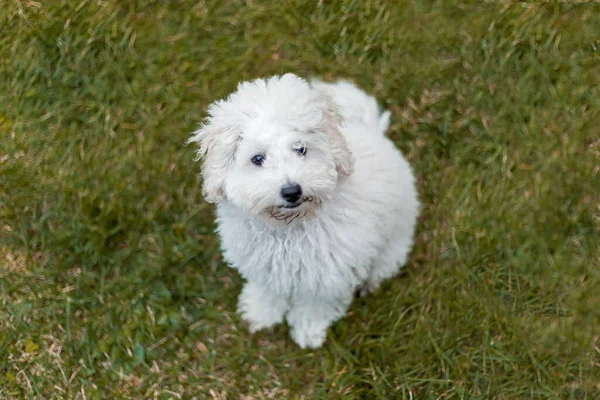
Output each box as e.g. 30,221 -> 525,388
293,145 -> 307,156
251,154 -> 265,166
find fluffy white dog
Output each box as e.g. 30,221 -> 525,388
188,74 -> 419,348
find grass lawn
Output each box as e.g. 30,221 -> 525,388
1,1 -> 599,398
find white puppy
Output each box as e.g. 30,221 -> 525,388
188,74 -> 419,348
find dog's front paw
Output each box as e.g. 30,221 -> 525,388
241,313 -> 276,333
290,325 -> 327,349
238,282 -> 288,333
238,300 -> 285,333
286,297 -> 352,349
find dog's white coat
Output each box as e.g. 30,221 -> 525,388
189,74 -> 419,348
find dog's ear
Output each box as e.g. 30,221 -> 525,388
323,97 -> 354,176
188,108 -> 240,203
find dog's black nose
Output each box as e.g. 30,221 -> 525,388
280,183 -> 302,203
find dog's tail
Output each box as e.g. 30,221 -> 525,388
311,79 -> 391,136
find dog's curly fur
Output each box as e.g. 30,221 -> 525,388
188,74 -> 420,348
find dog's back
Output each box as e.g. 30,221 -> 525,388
311,79 -> 391,136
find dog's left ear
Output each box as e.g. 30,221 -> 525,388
323,97 -> 355,176
187,107 -> 240,203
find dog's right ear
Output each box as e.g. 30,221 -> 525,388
187,106 -> 240,203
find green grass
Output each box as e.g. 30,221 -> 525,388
1,1 -> 599,398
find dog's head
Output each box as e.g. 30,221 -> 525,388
188,74 -> 354,224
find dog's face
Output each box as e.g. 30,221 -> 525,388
188,74 -> 354,224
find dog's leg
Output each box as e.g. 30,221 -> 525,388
286,294 -> 353,349
363,236 -> 413,296
238,281 -> 289,333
